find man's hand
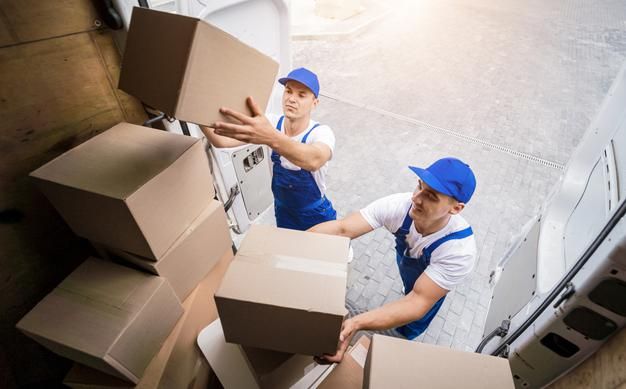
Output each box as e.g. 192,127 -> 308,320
315,317 -> 359,364
212,96 -> 279,147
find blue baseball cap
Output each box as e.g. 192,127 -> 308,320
278,67 -> 320,97
409,158 -> 476,203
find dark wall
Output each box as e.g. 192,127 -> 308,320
0,1 -> 146,386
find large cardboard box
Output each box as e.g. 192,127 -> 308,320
29,122 -> 214,259
119,7 -> 279,127
63,249 -> 234,388
215,225 -> 349,356
17,257 -> 183,384
364,335 -> 515,389
108,199 -> 232,300
317,335 -> 370,389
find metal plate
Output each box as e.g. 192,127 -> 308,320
232,145 -> 273,220
485,219 -> 540,336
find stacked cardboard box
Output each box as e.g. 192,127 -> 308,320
20,121 -> 234,385
215,224 -> 350,356
194,224 -> 351,388
17,257 -> 183,383
364,335 -> 515,389
63,250 -> 234,389
118,6 -> 279,128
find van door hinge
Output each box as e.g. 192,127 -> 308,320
553,282 -> 576,309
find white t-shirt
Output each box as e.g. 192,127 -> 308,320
268,113 -> 335,196
360,192 -> 477,291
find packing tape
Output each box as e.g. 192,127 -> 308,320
273,255 -> 347,278
237,253 -> 347,278
350,343 -> 368,368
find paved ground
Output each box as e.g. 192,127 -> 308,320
259,0 -> 626,352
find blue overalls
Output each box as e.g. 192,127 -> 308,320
393,209 -> 473,339
271,116 -> 337,231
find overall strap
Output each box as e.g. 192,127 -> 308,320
422,226 -> 473,262
301,123 -> 321,143
276,115 -> 284,131
395,208 -> 413,237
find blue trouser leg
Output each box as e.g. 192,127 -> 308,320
274,198 -> 337,231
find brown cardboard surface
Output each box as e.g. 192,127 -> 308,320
29,122 -> 214,259
17,257 -> 183,383
63,249 -> 234,388
215,225 -> 349,356
242,346 -> 319,389
364,335 -> 515,389
108,200 -> 231,300
317,335 -> 370,389
254,354 -> 320,389
118,7 -> 278,126
198,319 -> 331,389
157,249 -> 234,389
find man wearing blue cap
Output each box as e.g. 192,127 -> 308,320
310,157 -> 477,363
202,67 -> 337,231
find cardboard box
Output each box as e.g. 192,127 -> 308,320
29,122 -> 214,259
317,335 -> 370,389
242,346 -> 323,389
197,319 -> 333,389
364,335 -> 515,389
64,361 -> 212,389
17,257 -> 183,384
119,7 -> 279,127
215,225 -> 349,356
64,249 -> 234,388
108,199 -> 232,300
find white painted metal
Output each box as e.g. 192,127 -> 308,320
482,63 -> 626,388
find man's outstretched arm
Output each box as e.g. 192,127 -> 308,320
318,273 -> 448,364
308,211 -> 374,239
212,97 -> 330,171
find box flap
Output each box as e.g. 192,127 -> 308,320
62,286 -> 199,389
30,123 -> 198,199
176,19 -> 279,126
197,319 -> 260,389
118,7 -> 196,116
366,335 -> 515,389
318,335 -> 370,389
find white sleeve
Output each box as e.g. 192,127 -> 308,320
424,240 -> 476,290
267,113 -> 281,129
306,125 -> 335,158
359,193 -> 412,233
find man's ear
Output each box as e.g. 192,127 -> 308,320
449,202 -> 465,215
312,97 -> 319,109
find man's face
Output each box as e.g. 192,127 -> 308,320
410,180 -> 464,225
282,80 -> 318,120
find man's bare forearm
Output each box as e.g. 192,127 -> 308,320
309,212 -> 374,239
272,135 -> 329,171
200,125 -> 245,148
351,292 -> 433,331
309,220 -> 349,237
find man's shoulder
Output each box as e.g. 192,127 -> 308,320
369,192 -> 413,210
438,216 -> 477,255
267,113 -> 282,128
309,122 -> 334,138
360,193 -> 413,231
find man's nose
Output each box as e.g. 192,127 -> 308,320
412,191 -> 421,204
